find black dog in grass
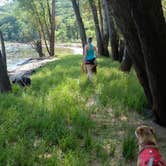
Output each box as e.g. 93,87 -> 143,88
12,76 -> 31,87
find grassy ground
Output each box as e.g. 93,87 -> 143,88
0,54 -> 165,165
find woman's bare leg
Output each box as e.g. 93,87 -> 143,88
86,64 -> 93,82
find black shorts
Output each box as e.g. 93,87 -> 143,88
85,58 -> 96,65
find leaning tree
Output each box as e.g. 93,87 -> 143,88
89,0 -> 109,56
103,0 -> 119,60
17,0 -> 56,56
109,0 -> 166,126
71,0 -> 87,50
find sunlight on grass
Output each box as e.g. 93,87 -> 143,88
0,54 -> 146,165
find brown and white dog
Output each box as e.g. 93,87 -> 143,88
135,125 -> 166,166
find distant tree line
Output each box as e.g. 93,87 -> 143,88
0,1 -> 83,43
0,15 -> 38,42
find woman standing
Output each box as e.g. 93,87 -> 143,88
83,37 -> 98,82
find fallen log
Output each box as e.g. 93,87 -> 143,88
8,57 -> 57,87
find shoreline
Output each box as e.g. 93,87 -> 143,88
6,42 -> 82,82
8,57 -> 58,82
6,42 -> 82,71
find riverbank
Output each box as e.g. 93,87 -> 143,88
6,42 -> 83,82
8,57 -> 58,82
6,42 -> 83,70
6,42 -> 38,70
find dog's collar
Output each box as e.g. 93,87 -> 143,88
139,143 -> 158,154
140,142 -> 157,147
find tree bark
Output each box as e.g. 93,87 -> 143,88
103,0 -> 119,60
109,0 -> 153,108
130,0 -> 166,125
49,0 -> 56,56
118,39 -> 125,62
98,0 -> 104,37
71,0 -> 87,50
101,0 -> 110,56
0,31 -> 11,93
89,0 -> 109,56
34,40 -> 44,57
120,45 -> 132,72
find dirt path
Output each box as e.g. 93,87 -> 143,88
87,95 -> 166,165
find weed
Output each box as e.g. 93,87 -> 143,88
122,134 -> 137,161
109,142 -> 116,157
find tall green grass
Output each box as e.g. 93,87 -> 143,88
0,54 -> 145,165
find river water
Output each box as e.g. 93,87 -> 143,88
6,43 -> 38,70
5,43 -> 82,71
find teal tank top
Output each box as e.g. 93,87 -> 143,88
86,43 -> 96,60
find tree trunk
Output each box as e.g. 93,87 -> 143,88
0,31 -> 11,93
120,45 -> 132,72
109,0 -> 153,108
35,40 -> 44,57
130,0 -> 166,126
49,0 -> 55,56
89,0 -> 109,56
98,0 -> 104,37
104,0 -> 119,60
71,0 -> 87,50
31,1 -> 51,56
118,39 -> 125,62
99,0 -> 110,57
101,0 -> 110,56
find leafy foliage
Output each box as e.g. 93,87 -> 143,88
0,3 -> 38,42
162,0 -> 166,18
56,0 -> 82,42
0,0 -> 96,43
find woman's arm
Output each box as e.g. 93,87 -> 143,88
94,46 -> 98,57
